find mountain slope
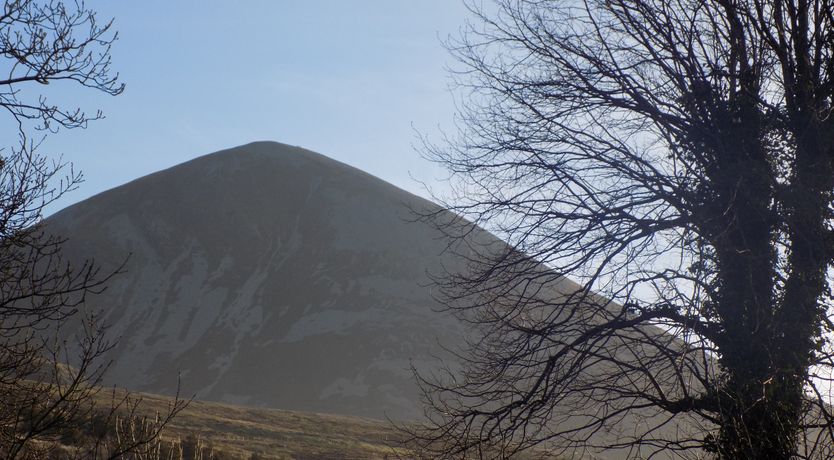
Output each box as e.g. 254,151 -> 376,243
45,141 -> 517,421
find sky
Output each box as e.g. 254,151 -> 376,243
38,0 -> 471,215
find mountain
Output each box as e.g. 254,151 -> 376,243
45,141 -> 521,421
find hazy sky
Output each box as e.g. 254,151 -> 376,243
40,1 -> 470,214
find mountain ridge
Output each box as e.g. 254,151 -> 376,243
45,141 -> 479,420
41,141 -> 706,459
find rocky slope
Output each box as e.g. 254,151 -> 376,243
45,141 -> 515,421
39,141 -> 736,460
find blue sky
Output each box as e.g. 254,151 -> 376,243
40,1 -> 470,214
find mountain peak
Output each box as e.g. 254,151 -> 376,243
46,142 -> 466,420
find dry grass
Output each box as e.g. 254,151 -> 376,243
95,389 -> 408,459
90,388 -> 566,460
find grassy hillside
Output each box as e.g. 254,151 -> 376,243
96,390 -> 408,459
88,389 -> 562,460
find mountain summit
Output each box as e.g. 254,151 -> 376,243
46,141 -> 486,420
45,142 -> 707,459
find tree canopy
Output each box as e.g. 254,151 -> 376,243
412,0 -> 834,458
0,2 -> 184,458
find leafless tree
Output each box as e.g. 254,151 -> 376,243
410,0 -> 834,458
0,1 -> 186,458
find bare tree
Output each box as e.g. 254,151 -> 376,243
410,0 -> 834,458
0,1 -> 186,458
